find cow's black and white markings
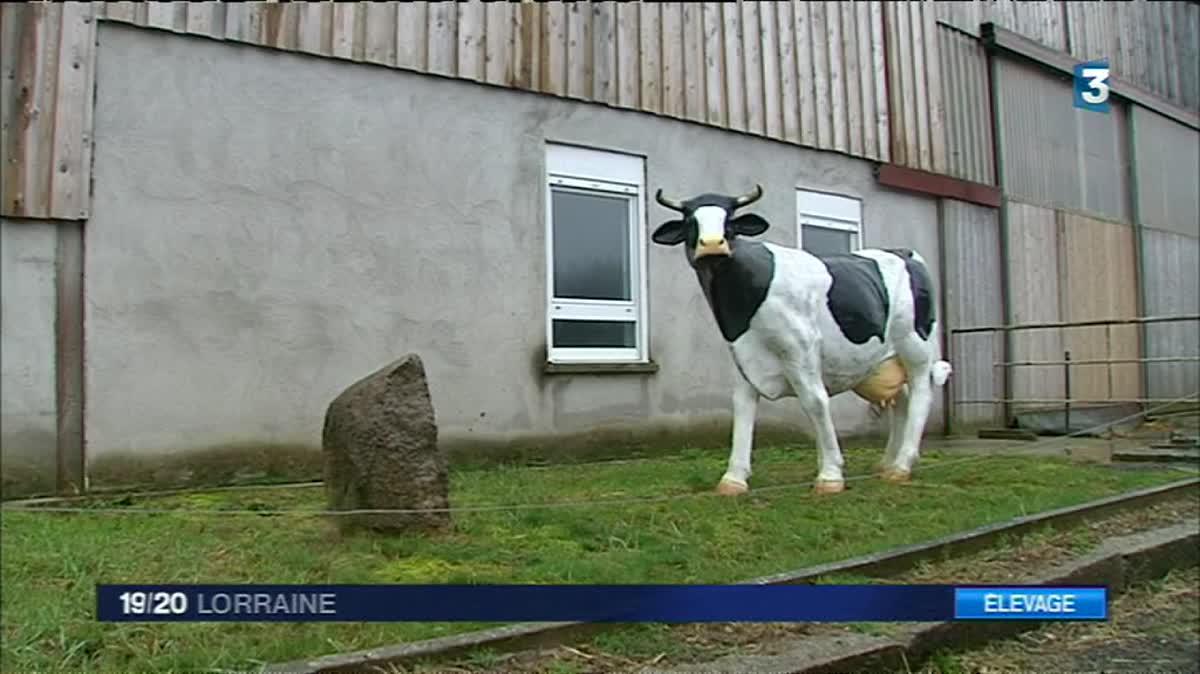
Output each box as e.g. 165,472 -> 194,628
821,253 -> 891,345
886,247 -> 936,340
653,185 -> 953,495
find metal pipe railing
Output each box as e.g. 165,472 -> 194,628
950,314 -> 1200,335
991,356 -> 1200,367
947,314 -> 1200,431
955,397 -> 1199,405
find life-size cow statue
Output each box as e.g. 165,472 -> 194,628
652,184 -> 952,496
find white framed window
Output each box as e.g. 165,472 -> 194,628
545,143 -> 649,364
797,189 -> 863,255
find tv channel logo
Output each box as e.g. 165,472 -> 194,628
1074,59 -> 1111,113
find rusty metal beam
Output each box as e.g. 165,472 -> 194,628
874,163 -> 1002,208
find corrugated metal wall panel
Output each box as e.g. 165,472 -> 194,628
996,59 -> 1079,211
1134,107 -> 1200,239
942,199 -> 1004,426
1142,229 -> 1200,400
1005,201 -> 1064,412
936,0 -> 1069,53
997,58 -> 1130,223
1060,214 -> 1141,403
936,24 -> 994,185
1078,99 -> 1131,223
0,2 -> 97,220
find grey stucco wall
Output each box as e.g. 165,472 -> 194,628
1,218 -> 59,495
84,24 -> 943,475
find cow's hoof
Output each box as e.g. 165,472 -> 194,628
716,478 -> 749,496
813,479 -> 846,495
880,468 -> 912,484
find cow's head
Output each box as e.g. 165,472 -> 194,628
651,185 -> 770,265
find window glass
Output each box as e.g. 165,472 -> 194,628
551,189 -> 632,302
552,320 -> 637,348
801,225 -> 855,256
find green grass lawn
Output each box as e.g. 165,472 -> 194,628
0,444 -> 1187,673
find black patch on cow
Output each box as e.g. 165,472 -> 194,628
820,254 -> 891,345
694,240 -> 775,342
885,248 -> 936,340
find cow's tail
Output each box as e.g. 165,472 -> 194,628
931,359 -> 953,387
905,249 -> 953,390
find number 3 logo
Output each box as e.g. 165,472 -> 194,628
1074,59 -> 1111,113
1080,67 -> 1110,104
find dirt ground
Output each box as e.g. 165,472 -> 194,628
396,495 -> 1199,674
924,565 -> 1199,674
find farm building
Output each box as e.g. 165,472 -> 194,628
2,1 -> 1197,498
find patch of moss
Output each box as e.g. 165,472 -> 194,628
85,442 -> 324,495
44,421 -> 891,500
0,461 -> 58,500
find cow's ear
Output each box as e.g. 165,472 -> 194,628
651,219 -> 687,246
731,213 -> 770,237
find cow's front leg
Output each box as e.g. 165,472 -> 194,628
717,373 -> 759,496
788,372 -> 846,494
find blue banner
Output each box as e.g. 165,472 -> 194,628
95,584 -> 1106,623
955,587 -> 1107,621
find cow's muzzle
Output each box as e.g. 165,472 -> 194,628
695,235 -> 731,259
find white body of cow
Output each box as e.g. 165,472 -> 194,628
720,242 -> 952,494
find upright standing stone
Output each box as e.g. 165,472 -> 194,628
322,354 -> 450,533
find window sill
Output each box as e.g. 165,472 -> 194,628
543,361 -> 660,375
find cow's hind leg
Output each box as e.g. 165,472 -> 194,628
717,372 -> 759,496
889,335 -> 936,481
878,387 -> 910,480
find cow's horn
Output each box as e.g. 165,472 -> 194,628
655,189 -> 685,212
734,184 -> 764,207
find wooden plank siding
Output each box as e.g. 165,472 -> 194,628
942,199 -> 1005,427
936,0 -> 1200,113
1004,201 -> 1066,413
0,2 -> 97,220
1059,213 -> 1142,404
882,1 -> 947,174
8,1 -> 1195,220
84,1 -> 895,165
999,202 -> 1144,410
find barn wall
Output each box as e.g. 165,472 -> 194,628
1133,107 -> 1200,239
1141,229 -> 1200,401
882,1 -> 947,174
941,199 -> 1004,427
936,0 -> 1200,113
936,23 -> 994,185
935,0 -> 1069,52
998,203 -> 1146,413
1003,201 -> 1064,413
7,2 -> 1196,223
995,57 -> 1131,224
0,2 -> 97,220
1059,214 -> 1142,403
1131,103 -> 1200,403
1065,0 -> 1200,114
94,1 -> 895,163
0,218 -> 59,497
81,24 -> 943,488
